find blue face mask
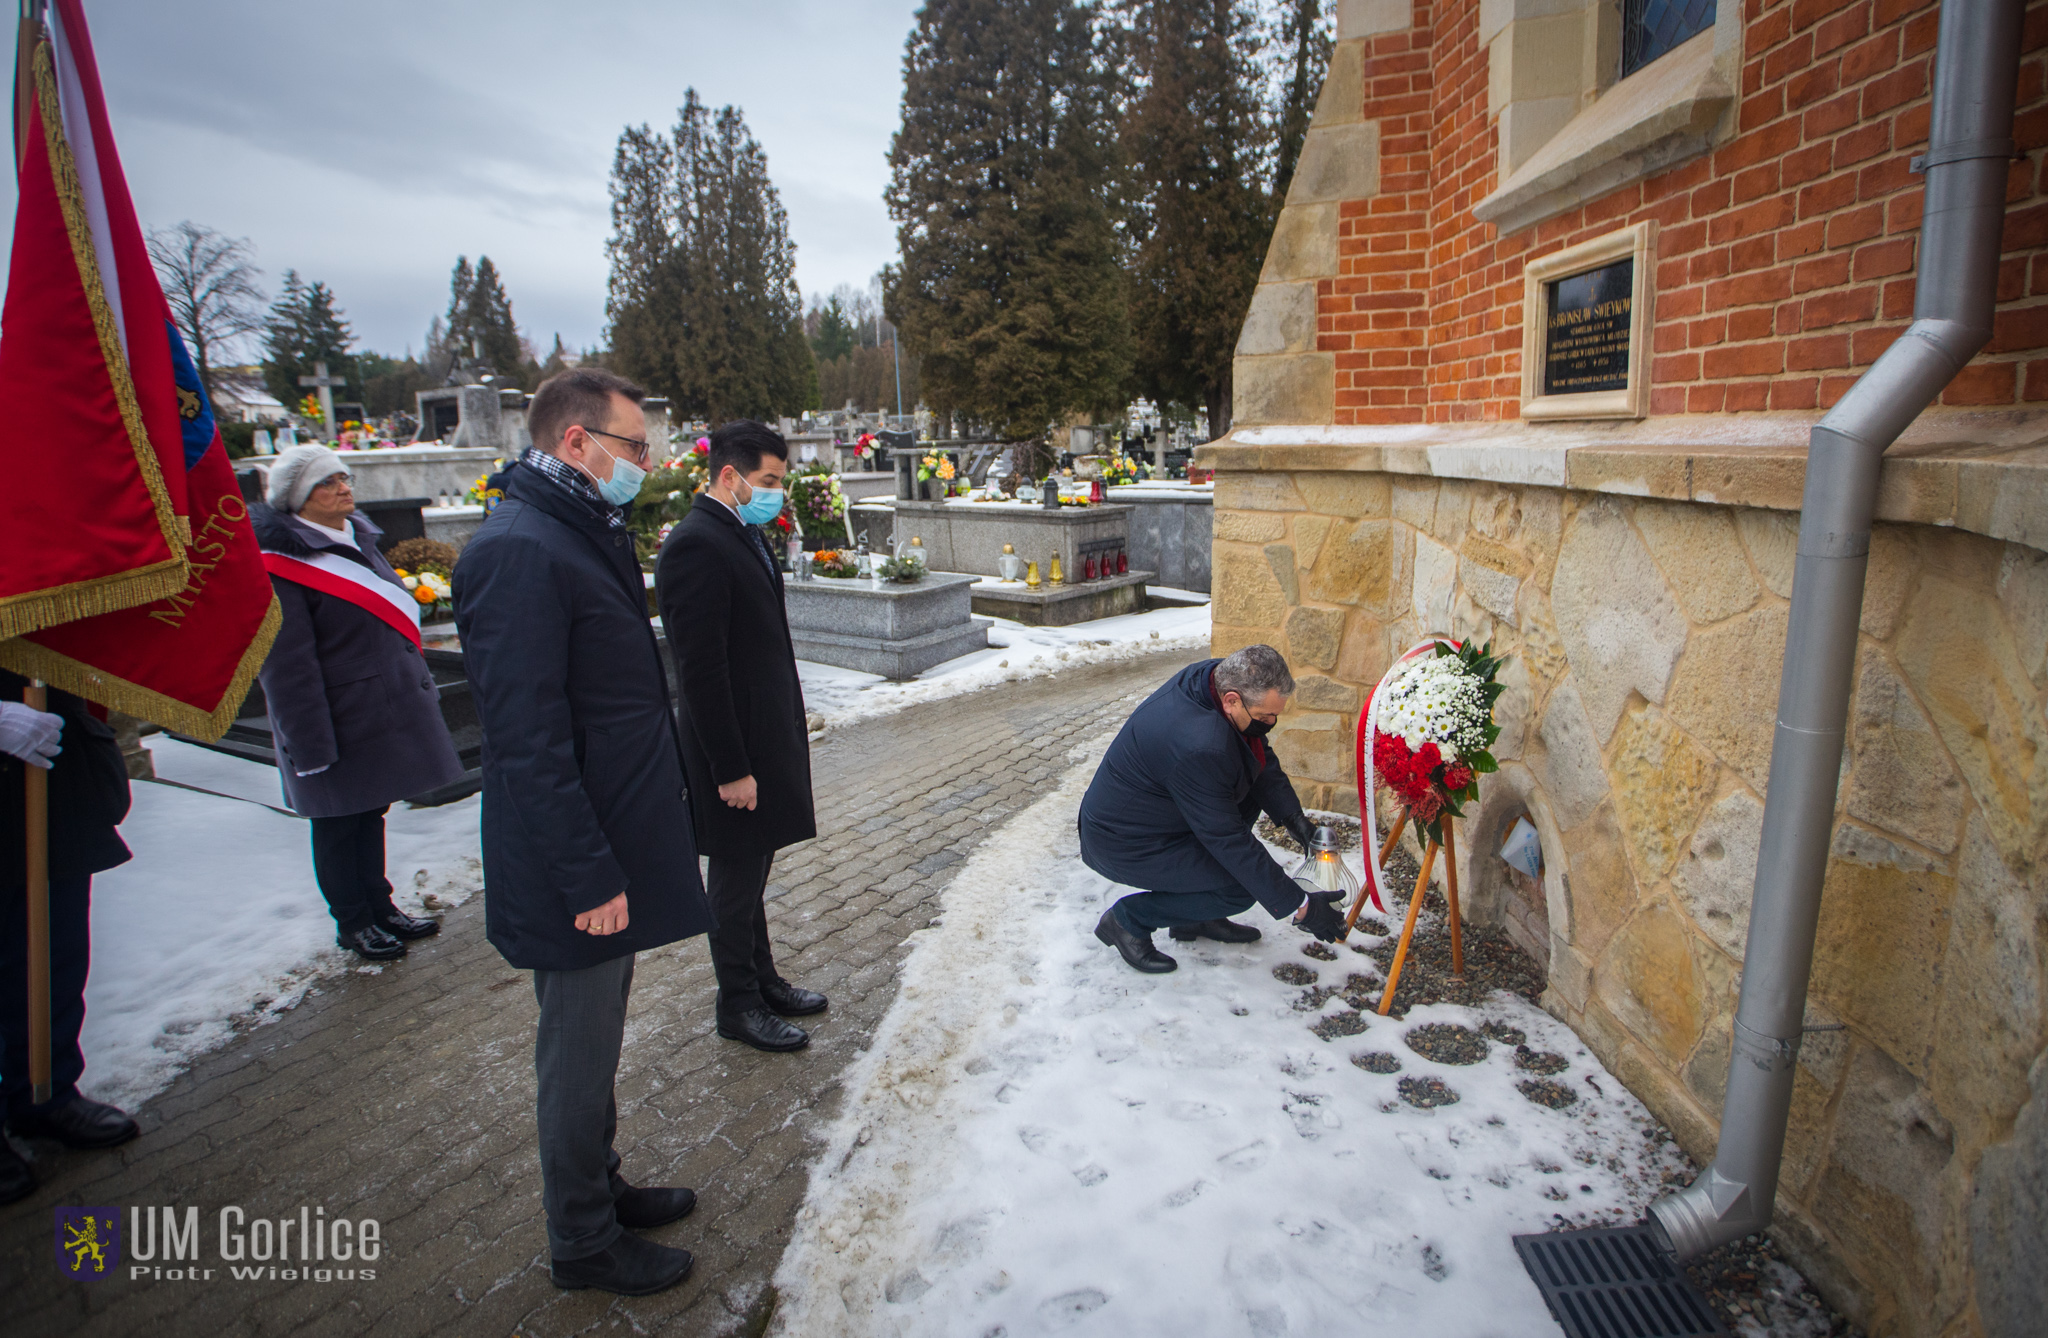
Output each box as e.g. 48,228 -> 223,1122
577,434 -> 645,506
737,481 -> 784,526
594,453 -> 644,507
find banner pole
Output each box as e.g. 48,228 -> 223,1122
24,680 -> 51,1104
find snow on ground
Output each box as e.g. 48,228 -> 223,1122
77,739 -> 483,1113
771,750 -> 1690,1338
797,602 -> 1209,731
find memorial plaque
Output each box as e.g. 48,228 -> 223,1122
1541,257 -> 1634,397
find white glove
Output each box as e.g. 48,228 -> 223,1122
0,701 -> 64,769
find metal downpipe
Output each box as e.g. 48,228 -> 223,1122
1647,0 -> 2025,1261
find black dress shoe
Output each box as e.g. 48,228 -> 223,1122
0,1138 -> 35,1205
551,1232 -> 694,1295
337,924 -> 407,961
716,1007 -> 810,1052
1095,908 -> 1177,973
375,908 -> 440,941
762,979 -> 828,1017
615,1183 -> 697,1229
1169,918 -> 1263,944
7,1095 -> 138,1150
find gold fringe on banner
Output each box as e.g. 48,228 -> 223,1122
31,38 -> 184,544
0,594 -> 282,742
0,553 -> 187,642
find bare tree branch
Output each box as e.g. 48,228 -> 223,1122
147,220 -> 266,401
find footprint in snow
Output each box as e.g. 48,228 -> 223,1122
1167,1099 -> 1227,1120
1217,1139 -> 1271,1172
1038,1288 -> 1110,1324
1162,1179 -> 1207,1208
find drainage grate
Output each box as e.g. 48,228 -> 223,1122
1513,1225 -> 1728,1338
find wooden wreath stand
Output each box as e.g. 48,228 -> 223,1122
1343,806 -> 1464,1015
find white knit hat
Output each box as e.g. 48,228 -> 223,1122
266,445 -> 349,514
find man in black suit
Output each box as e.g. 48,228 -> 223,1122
656,420 -> 825,1053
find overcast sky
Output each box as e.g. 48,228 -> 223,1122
3,0 -> 919,359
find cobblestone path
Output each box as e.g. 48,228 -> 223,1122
5,648 -> 1195,1337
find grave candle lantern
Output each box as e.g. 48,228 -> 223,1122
1290,826 -> 1360,904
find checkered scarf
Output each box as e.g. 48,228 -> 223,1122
520,446 -> 627,531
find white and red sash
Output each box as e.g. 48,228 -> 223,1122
260,549 -> 423,649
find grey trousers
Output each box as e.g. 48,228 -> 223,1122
532,952 -> 634,1260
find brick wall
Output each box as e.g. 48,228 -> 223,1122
1324,0 -> 2048,424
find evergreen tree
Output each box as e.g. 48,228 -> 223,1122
605,92 -> 814,423
433,255 -> 528,385
807,294 -> 858,363
1269,0 -> 1331,203
1119,0 -> 1273,439
886,0 -> 1131,442
356,350 -> 434,420
262,270 -> 355,408
539,334 -> 574,380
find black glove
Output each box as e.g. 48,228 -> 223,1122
1298,890 -> 1346,942
1285,814 -> 1317,851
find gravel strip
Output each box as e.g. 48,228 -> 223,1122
1404,1022 -> 1489,1065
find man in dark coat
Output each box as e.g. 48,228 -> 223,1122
656,419 -> 824,1054
0,671 -> 141,1204
1077,645 -> 1347,973
252,445 -> 465,961
454,368 -> 714,1297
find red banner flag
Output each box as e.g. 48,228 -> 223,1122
0,0 -> 276,738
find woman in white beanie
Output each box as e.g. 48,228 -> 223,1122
251,446 -> 464,961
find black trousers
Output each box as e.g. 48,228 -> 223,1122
1113,887 -> 1258,935
0,874 -> 91,1120
532,952 -> 634,1261
309,805 -> 394,935
706,854 -> 779,1019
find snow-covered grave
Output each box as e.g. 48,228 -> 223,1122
771,753 -> 1692,1338
796,601 -> 1210,730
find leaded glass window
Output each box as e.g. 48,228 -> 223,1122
1622,0 -> 1715,78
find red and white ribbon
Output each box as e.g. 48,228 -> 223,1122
1352,635 -> 1463,917
260,550 -> 422,648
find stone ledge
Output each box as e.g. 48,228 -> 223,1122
1197,410 -> 2048,552
1473,29 -> 1733,235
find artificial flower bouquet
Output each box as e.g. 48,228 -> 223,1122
393,567 -> 452,619
808,549 -> 860,578
1100,452 -> 1143,486
788,466 -> 848,547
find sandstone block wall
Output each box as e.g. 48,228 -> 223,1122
1210,460 -> 2048,1336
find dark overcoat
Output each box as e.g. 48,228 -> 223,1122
1077,658 -> 1311,918
655,494 -> 817,858
0,671 -> 130,883
453,466 -> 712,972
251,505 -> 464,819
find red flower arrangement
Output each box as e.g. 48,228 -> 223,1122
1352,639 -> 1509,910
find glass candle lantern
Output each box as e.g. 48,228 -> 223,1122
1290,826 -> 1361,904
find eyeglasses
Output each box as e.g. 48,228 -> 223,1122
312,472 -> 355,491
585,427 -> 653,466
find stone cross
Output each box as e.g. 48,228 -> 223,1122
297,360 -> 346,441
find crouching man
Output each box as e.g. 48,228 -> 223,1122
1078,644 -> 1346,973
